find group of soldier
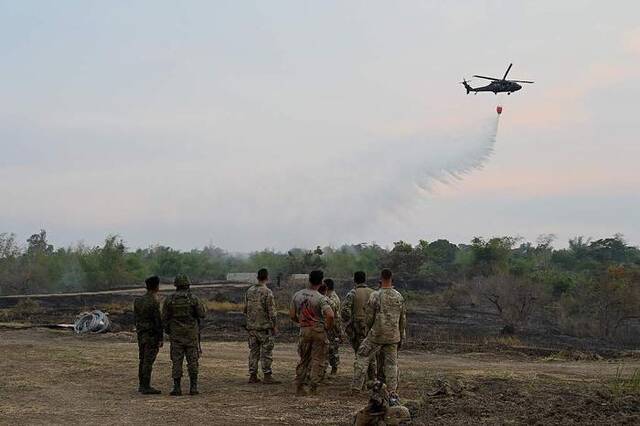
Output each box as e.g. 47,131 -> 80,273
133,267 -> 407,402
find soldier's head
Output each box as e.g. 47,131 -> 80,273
323,278 -> 334,292
174,274 -> 191,289
354,271 -> 366,285
145,275 -> 160,292
318,283 -> 327,295
257,268 -> 269,283
309,270 -> 324,288
380,269 -> 393,286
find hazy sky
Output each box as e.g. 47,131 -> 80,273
1,1 -> 639,251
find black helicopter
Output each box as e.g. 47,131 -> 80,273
461,63 -> 533,95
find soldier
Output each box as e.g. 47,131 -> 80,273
289,270 -> 334,395
341,271 -> 376,384
133,275 -> 163,394
322,278 -> 342,376
162,274 -> 206,396
351,269 -> 406,396
244,268 -> 280,384
353,380 -> 411,425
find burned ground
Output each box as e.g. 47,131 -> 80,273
1,329 -> 640,425
2,283 -> 640,424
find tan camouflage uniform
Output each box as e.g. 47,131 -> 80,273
341,283 -> 377,382
324,290 -> 342,372
352,287 -> 406,393
244,282 -> 277,376
291,288 -> 333,391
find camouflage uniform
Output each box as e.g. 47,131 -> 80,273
291,288 -> 333,392
341,283 -> 376,382
244,282 -> 277,377
324,290 -> 342,373
352,287 -> 406,393
162,281 -> 206,395
134,291 -> 163,392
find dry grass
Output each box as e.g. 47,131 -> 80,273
2,328 -> 640,425
97,301 -> 131,315
205,300 -> 245,312
611,366 -> 640,397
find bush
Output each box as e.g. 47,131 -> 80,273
11,298 -> 41,319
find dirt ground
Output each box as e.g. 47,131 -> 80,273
2,330 -> 640,425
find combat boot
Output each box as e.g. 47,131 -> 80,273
140,376 -> 161,395
262,373 -> 281,385
295,383 -> 307,396
189,374 -> 199,395
248,373 -> 261,384
170,378 -> 182,396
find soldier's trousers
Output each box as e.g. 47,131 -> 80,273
137,337 -> 160,383
170,342 -> 199,379
322,328 -> 340,373
295,327 -> 327,389
352,337 -> 399,392
248,329 -> 274,375
349,329 -> 376,383
326,336 -> 340,370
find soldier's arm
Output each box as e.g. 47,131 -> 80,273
340,291 -> 353,324
266,290 -> 277,331
399,297 -> 407,345
153,298 -> 163,342
289,300 -> 298,324
324,306 -> 334,330
243,291 -> 248,316
365,293 -> 377,330
133,299 -> 140,326
161,297 -> 171,334
321,297 -> 334,330
334,301 -> 342,333
195,296 -> 207,319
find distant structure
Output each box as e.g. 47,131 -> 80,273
287,274 -> 309,287
226,273 -> 258,284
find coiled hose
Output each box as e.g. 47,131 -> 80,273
73,310 -> 111,334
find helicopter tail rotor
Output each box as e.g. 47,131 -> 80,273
459,78 -> 472,94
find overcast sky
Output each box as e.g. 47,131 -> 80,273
1,1 -> 639,252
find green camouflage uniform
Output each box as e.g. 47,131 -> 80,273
291,288 -> 333,391
162,289 -> 206,380
134,291 -> 163,390
244,282 -> 277,376
341,284 -> 376,382
324,290 -> 342,372
352,287 -> 406,393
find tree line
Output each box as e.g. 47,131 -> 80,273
2,230 -> 640,341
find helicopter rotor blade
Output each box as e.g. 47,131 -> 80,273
510,79 -> 534,83
502,63 -> 513,80
473,75 -> 499,81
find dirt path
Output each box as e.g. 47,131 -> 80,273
0,282 -> 250,300
1,329 -> 639,425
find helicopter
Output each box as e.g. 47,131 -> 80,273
461,63 -> 533,95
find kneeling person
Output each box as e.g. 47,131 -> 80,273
244,268 -> 280,384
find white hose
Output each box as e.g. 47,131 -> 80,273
74,310 -> 111,334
